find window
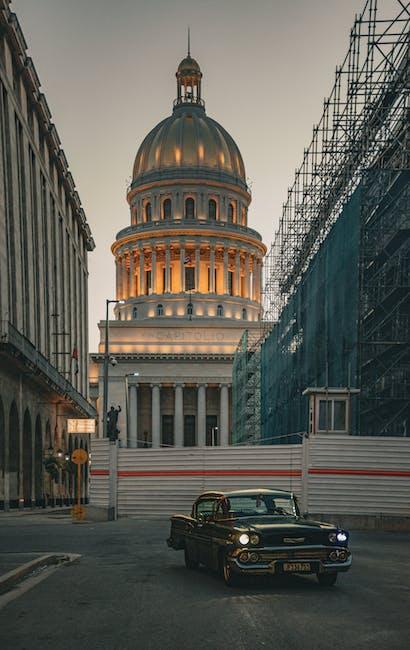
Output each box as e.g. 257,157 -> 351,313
217,304 -> 223,317
318,399 -> 347,432
185,267 -> 195,291
163,198 -> 172,220
228,202 -> 235,223
184,415 -> 196,447
132,307 -> 138,320
228,271 -> 234,296
145,202 -> 152,222
185,197 -> 195,219
208,199 -> 217,220
187,302 -> 193,317
157,303 -> 164,316
242,308 -> 247,320
145,270 -> 152,295
195,498 -> 216,519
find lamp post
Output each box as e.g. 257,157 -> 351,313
125,372 -> 140,447
102,298 -> 124,438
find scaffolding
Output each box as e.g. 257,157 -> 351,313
232,325 -> 272,444
263,0 -> 409,321
262,0 -> 410,436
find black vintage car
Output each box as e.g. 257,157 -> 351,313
167,488 -> 351,586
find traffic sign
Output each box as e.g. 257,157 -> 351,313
71,448 -> 88,465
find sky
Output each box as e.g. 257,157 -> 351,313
11,0 -> 398,351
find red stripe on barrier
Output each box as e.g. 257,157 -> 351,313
90,469 -> 109,476
309,468 -> 410,477
117,469 -> 301,477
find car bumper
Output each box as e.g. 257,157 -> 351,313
228,547 -> 352,576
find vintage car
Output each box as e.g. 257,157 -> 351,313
167,488 -> 351,586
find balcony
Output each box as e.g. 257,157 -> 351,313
0,320 -> 95,418
116,218 -> 263,243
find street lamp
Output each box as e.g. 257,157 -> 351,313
125,372 -> 140,447
102,298 -> 125,438
211,426 -> 218,446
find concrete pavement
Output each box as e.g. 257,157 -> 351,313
0,514 -> 409,649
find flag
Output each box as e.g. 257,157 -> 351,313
71,347 -> 79,375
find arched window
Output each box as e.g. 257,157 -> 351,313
163,198 -> 172,220
208,199 -> 217,220
217,304 -> 224,317
132,307 -> 138,320
187,302 -> 193,317
185,197 -> 195,219
242,308 -> 247,320
157,304 -> 164,317
228,203 -> 235,223
145,202 -> 152,222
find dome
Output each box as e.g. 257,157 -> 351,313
177,55 -> 201,74
132,107 -> 246,186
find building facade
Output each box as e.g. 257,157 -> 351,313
0,0 -> 95,508
90,53 -> 266,447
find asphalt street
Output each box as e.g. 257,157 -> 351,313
0,513 -> 409,650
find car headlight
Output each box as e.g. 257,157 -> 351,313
337,530 -> 348,543
328,532 -> 337,543
238,533 -> 250,546
250,534 -> 260,545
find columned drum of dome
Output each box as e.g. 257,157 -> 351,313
90,52 -> 266,449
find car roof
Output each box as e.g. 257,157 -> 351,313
196,488 -> 292,499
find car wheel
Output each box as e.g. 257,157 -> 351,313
184,545 -> 198,570
222,555 -> 239,587
317,572 -> 338,587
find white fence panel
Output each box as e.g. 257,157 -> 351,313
117,445 -> 302,518
89,438 -> 110,507
308,436 -> 410,515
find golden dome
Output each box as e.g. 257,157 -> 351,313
177,55 -> 201,75
132,106 -> 246,187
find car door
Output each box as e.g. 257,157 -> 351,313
194,497 -> 217,566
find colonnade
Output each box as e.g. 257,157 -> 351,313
127,382 -> 230,448
115,242 -> 262,302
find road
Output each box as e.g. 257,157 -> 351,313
0,513 -> 409,650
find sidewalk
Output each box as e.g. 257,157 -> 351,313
0,506 -> 72,518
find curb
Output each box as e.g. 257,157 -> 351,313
0,553 -> 80,594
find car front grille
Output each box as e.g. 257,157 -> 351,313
259,548 -> 330,562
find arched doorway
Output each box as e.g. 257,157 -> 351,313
23,409 -> 32,506
34,415 -> 43,505
0,396 -> 5,509
9,402 -> 20,508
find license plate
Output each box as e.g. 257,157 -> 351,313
283,562 -> 311,572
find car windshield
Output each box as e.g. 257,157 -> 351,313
216,494 -> 296,518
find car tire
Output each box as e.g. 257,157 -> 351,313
222,555 -> 239,587
184,545 -> 198,570
317,572 -> 338,587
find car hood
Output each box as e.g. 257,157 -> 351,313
231,516 -> 336,539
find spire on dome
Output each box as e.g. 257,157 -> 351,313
174,36 -> 204,110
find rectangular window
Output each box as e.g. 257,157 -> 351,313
334,400 -> 347,431
228,271 -> 234,296
185,267 -> 195,291
318,399 -> 347,432
206,415 -> 218,446
184,415 -> 196,447
145,270 -> 152,295
318,400 -> 332,431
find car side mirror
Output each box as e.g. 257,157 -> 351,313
303,511 -> 309,519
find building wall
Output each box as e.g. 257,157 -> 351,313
261,190 -> 361,442
0,1 -> 95,508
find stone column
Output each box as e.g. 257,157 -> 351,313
195,246 -> 200,291
223,247 -> 229,294
220,384 -> 229,446
174,383 -> 184,447
209,246 -> 215,293
235,249 -> 241,296
165,245 -> 171,292
180,246 -> 185,292
129,251 -> 135,297
197,384 -> 207,447
151,384 -> 161,448
122,256 -> 128,299
129,384 -> 138,448
115,258 -> 120,300
255,258 -> 261,302
151,247 -> 157,294
139,248 -> 145,296
244,253 -> 250,299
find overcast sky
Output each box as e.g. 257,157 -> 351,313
11,0 -> 398,351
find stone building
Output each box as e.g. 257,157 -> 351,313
0,1 -> 95,508
89,51 -> 266,447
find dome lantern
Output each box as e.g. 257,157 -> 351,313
174,29 -> 203,110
